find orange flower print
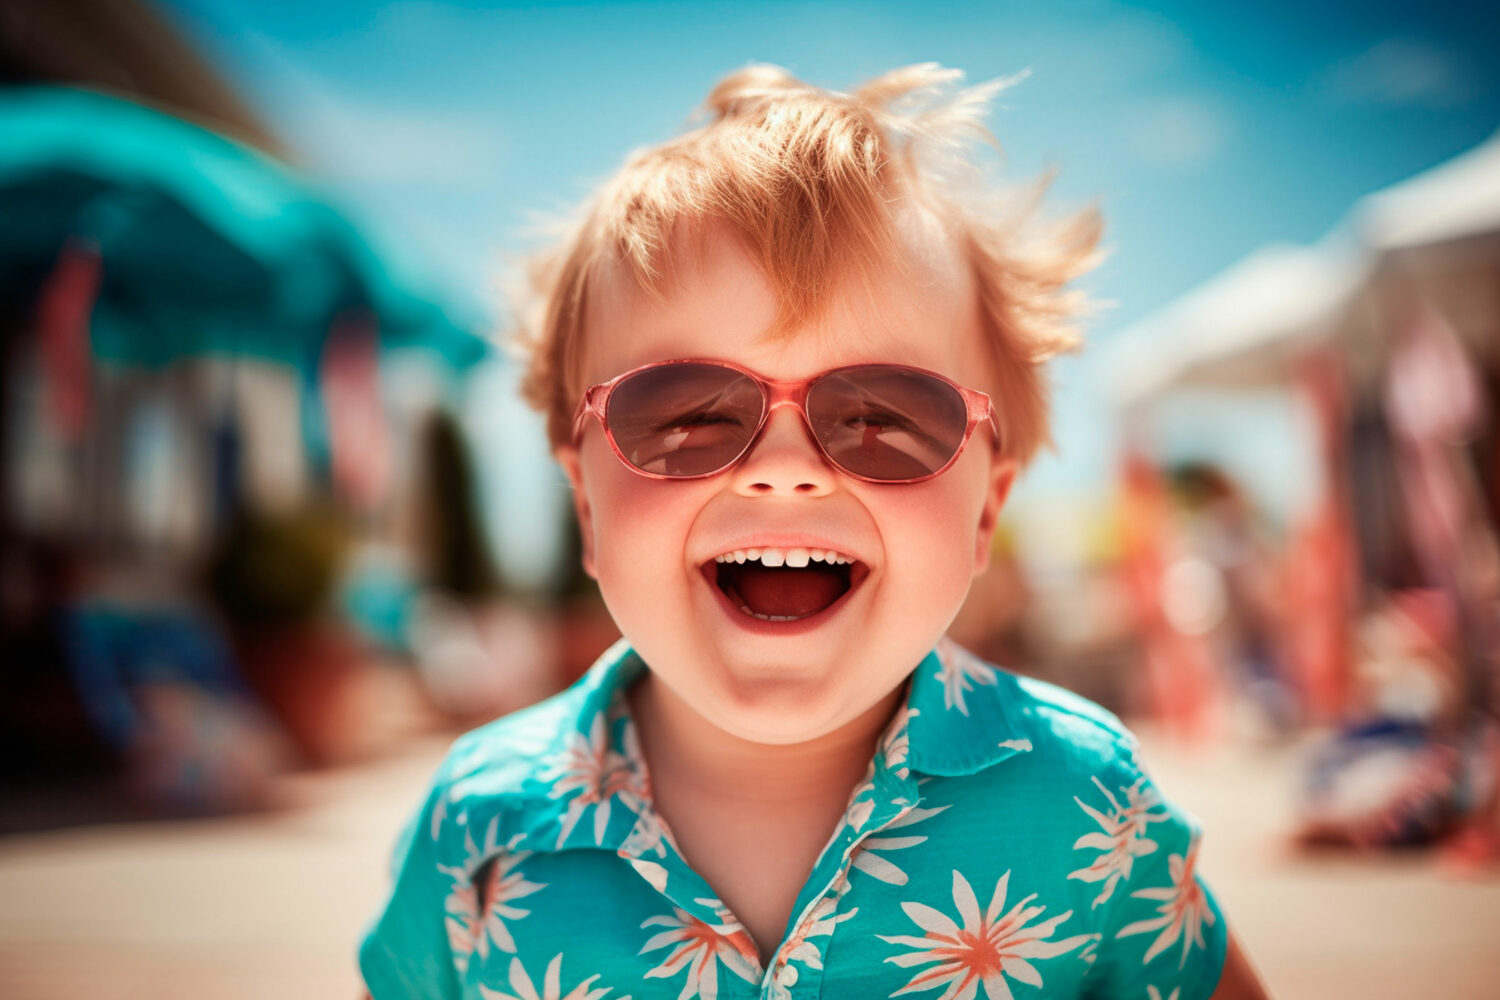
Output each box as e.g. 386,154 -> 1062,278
880,869 -> 1094,999
1067,775 -> 1168,907
544,710 -> 646,847
639,898 -> 759,999
474,837 -> 546,954
440,875 -> 482,974
439,822 -> 546,969
1116,838 -> 1216,968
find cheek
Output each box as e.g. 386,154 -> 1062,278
878,475 -> 989,590
587,466 -> 704,582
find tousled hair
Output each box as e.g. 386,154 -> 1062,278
511,63 -> 1103,468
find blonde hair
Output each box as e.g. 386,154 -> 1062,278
512,63 -> 1103,468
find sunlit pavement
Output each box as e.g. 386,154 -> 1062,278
0,731 -> 448,1000
1137,727 -> 1500,999
2,726 -> 1499,999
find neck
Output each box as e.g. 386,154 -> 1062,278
628,675 -> 904,805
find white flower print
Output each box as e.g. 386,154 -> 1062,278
813,773 -> 875,871
880,703 -> 917,778
430,789 -> 449,841
619,804 -> 675,860
850,802 -> 952,886
879,869 -> 1094,1000
474,838 -> 547,954
440,872 -> 482,973
437,818 -> 499,972
543,710 -> 646,847
639,898 -> 759,999
1117,838 -> 1216,968
934,641 -> 997,717
1147,987 -> 1182,1000
479,953 -> 629,1000
625,857 -> 669,893
768,881 -> 858,999
617,809 -> 675,896
438,823 -> 547,968
1067,775 -> 1168,907
845,781 -> 878,834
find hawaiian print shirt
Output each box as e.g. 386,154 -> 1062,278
360,637 -> 1227,1000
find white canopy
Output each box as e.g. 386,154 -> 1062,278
1110,127 -> 1500,408
1356,128 -> 1500,254
1108,239 -> 1367,407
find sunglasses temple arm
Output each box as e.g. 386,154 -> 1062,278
979,395 -> 1001,453
571,388 -> 601,445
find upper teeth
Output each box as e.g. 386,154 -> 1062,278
713,547 -> 853,567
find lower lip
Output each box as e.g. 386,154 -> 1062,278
698,562 -> 870,638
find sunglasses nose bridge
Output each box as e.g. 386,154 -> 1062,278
728,388 -> 837,491
764,382 -> 827,450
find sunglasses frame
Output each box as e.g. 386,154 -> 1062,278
571,357 -> 1001,484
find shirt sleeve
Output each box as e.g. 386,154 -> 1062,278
358,782 -> 465,1000
1082,749 -> 1228,1000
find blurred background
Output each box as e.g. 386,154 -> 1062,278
1,0 -> 1498,997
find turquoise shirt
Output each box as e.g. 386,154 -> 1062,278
360,638 -> 1227,1000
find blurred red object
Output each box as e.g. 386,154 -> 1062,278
1285,351 -> 1358,722
320,310 -> 391,512
35,238 -> 100,441
1118,448 -> 1222,740
233,619 -> 376,767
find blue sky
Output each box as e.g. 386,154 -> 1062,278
154,0 -> 1499,579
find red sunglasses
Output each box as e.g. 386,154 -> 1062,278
571,358 -> 1000,484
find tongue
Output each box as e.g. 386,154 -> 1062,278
728,564 -> 847,619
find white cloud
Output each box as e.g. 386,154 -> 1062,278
1120,95 -> 1231,168
1319,38 -> 1479,109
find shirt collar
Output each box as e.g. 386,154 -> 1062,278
903,637 -> 1034,776
513,636 -> 1032,853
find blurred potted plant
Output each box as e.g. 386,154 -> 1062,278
204,498 -> 369,765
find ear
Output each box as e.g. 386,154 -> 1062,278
973,456 -> 1019,577
554,444 -> 598,580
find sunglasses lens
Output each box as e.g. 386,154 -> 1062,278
606,363 -> 764,476
808,367 -> 969,481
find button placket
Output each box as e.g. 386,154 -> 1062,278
760,775 -> 921,998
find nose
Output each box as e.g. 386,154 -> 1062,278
728,401 -> 837,496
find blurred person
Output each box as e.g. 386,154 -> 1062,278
1117,449 -> 1225,741
1171,462 -> 1297,736
359,65 -> 1268,998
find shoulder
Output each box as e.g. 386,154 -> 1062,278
906,641 -> 1150,790
416,679 -> 597,850
934,654 -> 1150,797
442,684 -> 589,791
1004,670 -> 1141,763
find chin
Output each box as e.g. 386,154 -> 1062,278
703,669 -> 875,745
711,707 -> 849,746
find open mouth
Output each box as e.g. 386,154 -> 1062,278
702,547 -> 869,622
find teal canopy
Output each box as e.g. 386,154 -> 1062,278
0,86 -> 490,371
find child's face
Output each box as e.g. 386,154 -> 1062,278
555,216 -> 1018,745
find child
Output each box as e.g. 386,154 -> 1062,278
360,64 -> 1268,1000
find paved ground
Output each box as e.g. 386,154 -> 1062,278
2,726 -> 1498,999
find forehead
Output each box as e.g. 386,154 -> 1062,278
580,211 -> 993,387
